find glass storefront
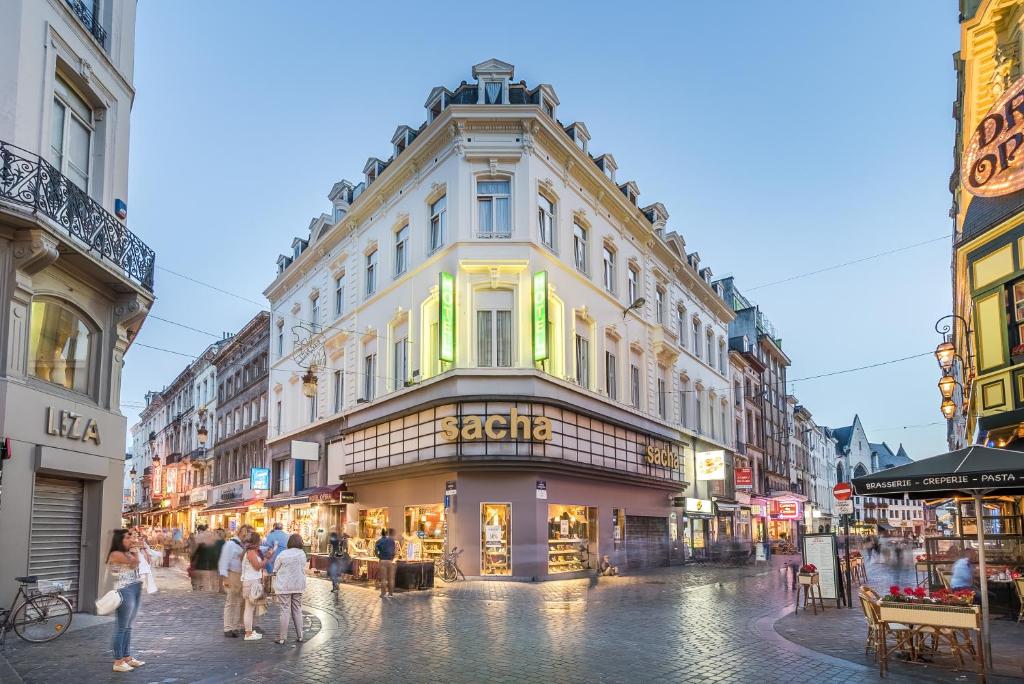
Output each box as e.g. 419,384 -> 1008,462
547,504 -> 596,573
359,507 -> 389,541
481,503 -> 511,576
404,504 -> 445,561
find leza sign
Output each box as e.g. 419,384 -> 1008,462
645,445 -> 679,469
963,74 -> 1024,197
45,407 -> 100,445
439,409 -> 552,441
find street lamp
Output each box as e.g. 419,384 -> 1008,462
197,426 -> 208,447
934,341 -> 956,372
301,368 -> 319,398
938,374 -> 957,400
940,399 -> 957,420
622,297 -> 646,319
149,431 -> 160,466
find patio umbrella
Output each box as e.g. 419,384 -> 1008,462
851,445 -> 1024,672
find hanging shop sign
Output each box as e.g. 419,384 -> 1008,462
685,498 -> 713,517
735,467 -> 753,490
45,407 -> 101,445
250,467 -> 270,491
439,409 -> 552,441
292,323 -> 326,370
963,74 -> 1024,197
438,272 -> 455,363
536,480 -> 547,499
532,271 -> 549,362
776,500 -> 800,520
645,445 -> 679,469
445,480 -> 457,496
696,450 -> 726,481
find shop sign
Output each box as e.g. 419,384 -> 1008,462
645,445 -> 679,469
739,509 -> 751,524
559,519 -> 570,536
439,409 -> 552,441
291,323 -> 326,370
445,480 -> 457,496
532,271 -> 549,361
735,467 -> 753,490
438,272 -> 455,362
485,525 -> 502,543
963,74 -> 1024,197
685,498 -> 713,517
696,450 -> 726,481
751,504 -> 762,516
536,480 -> 547,499
45,407 -> 101,445
250,467 -> 270,491
340,491 -> 355,504
777,501 -> 800,520
671,496 -> 686,507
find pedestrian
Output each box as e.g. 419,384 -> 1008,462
191,526 -> 220,592
374,527 -> 398,598
106,529 -> 145,673
272,534 -> 308,644
218,524 -> 250,638
241,530 -> 272,641
596,555 -> 618,576
264,522 -> 289,573
327,528 -> 350,591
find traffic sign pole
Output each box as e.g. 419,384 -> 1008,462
834,482 -> 854,609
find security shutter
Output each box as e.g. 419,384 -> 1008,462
624,515 -> 669,570
29,476 -> 84,609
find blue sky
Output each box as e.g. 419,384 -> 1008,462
124,1 -> 959,457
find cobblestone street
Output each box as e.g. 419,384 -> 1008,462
3,557 -> 1016,684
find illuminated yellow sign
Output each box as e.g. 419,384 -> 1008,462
532,271 -> 549,362
964,74 -> 1024,197
438,272 -> 455,363
646,445 -> 679,469
439,409 -> 552,441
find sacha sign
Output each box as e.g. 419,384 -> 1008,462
963,74 -> 1024,197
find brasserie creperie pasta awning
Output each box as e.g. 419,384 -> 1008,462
851,446 -> 1024,500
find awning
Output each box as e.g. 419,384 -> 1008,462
201,500 -> 249,513
265,495 -> 310,508
715,502 -> 740,512
306,484 -> 345,504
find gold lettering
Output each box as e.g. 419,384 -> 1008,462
462,416 -> 483,440
46,407 -> 59,436
82,419 -> 100,445
68,414 -> 83,440
532,417 -> 552,441
485,415 -> 507,439
59,411 -> 70,437
509,408 -> 530,439
440,417 -> 459,440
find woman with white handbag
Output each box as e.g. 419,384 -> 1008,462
105,529 -> 145,673
240,530 -> 271,641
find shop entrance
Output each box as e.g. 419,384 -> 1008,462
29,476 -> 84,609
624,515 -> 669,569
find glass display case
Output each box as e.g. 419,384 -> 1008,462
404,504 -> 445,561
547,504 -> 596,574
481,503 -> 511,576
358,507 -> 388,541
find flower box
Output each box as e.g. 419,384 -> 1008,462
878,603 -> 980,630
798,572 -> 819,586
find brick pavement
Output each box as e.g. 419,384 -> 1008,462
0,557 -> 994,684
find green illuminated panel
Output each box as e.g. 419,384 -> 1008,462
532,271 -> 549,362
438,272 -> 455,363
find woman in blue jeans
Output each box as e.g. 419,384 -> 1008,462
107,529 -> 145,673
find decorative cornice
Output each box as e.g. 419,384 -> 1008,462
13,229 -> 59,276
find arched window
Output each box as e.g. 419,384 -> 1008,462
28,298 -> 94,393
853,463 -> 867,479
836,462 -> 845,483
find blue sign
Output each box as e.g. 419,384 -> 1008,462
444,494 -> 451,510
250,467 -> 270,491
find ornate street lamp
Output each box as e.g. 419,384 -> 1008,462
940,399 -> 957,420
1016,423 -> 1024,439
301,368 -> 319,398
197,426 -> 208,446
149,431 -> 160,466
934,341 -> 956,372
129,465 -> 137,477
938,374 -> 957,400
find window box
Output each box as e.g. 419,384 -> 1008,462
878,603 -> 979,630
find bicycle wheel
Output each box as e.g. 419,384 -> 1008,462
13,594 -> 73,643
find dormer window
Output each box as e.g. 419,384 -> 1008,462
483,81 -> 503,104
426,91 -> 450,121
364,158 -> 385,186
565,122 -> 590,153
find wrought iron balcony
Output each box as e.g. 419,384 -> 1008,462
64,0 -> 108,48
0,140 -> 154,291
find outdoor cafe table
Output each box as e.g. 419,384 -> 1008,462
877,602 -> 984,678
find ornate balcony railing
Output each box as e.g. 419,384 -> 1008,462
64,0 -> 108,48
0,140 -> 154,291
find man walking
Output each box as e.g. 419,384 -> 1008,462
264,522 -> 289,573
374,528 -> 397,598
218,524 -> 250,637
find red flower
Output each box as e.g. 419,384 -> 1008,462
904,587 -> 915,596
913,587 -> 927,599
889,585 -> 900,596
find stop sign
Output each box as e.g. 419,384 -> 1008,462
833,482 -> 853,501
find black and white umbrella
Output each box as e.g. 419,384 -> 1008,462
852,445 -> 1024,671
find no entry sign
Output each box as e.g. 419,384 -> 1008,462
833,482 -> 853,501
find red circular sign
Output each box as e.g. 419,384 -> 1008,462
833,483 -> 853,501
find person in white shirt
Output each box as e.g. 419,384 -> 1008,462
272,534 -> 308,644
218,525 -> 251,637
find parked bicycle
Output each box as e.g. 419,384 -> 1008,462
434,547 -> 466,583
0,576 -> 73,645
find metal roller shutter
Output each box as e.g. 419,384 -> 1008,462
625,515 -> 669,570
29,476 -> 84,609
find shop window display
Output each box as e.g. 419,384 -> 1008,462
481,503 -> 511,576
547,504 -> 596,573
404,504 -> 445,561
359,507 -> 389,541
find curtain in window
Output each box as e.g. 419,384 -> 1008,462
477,311 -> 493,366
478,181 -> 509,194
478,198 -> 493,234
485,82 -> 501,104
630,365 -> 640,407
495,196 -> 510,234
575,336 -> 589,387
496,311 -> 512,367
606,353 -> 616,400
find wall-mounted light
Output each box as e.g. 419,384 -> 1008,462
934,341 -> 956,372
622,297 -> 646,319
301,369 -> 319,398
938,374 -> 956,400
940,399 -> 956,420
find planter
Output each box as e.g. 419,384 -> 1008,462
878,603 -> 980,630
798,572 -> 819,586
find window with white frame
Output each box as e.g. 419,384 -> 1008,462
677,306 -> 686,348
275,401 -> 282,435
483,81 -> 503,104
679,379 -> 689,427
363,353 -> 377,400
394,338 -> 408,389
602,246 -> 616,293
657,374 -> 667,419
394,224 -> 409,276
365,248 -> 378,296
692,319 -> 702,358
334,273 -> 345,316
706,328 -> 714,367
573,222 -> 588,273
696,392 -> 703,433
627,264 -> 639,304
575,334 -> 590,389
50,76 -> 93,193
605,351 -> 617,400
538,194 -> 555,249
310,295 -> 320,330
332,369 -> 343,413
477,180 -> 511,236
630,363 -> 641,409
655,286 -> 665,324
719,339 -> 726,373
476,290 -> 513,367
430,195 -> 447,251
308,394 -> 317,423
